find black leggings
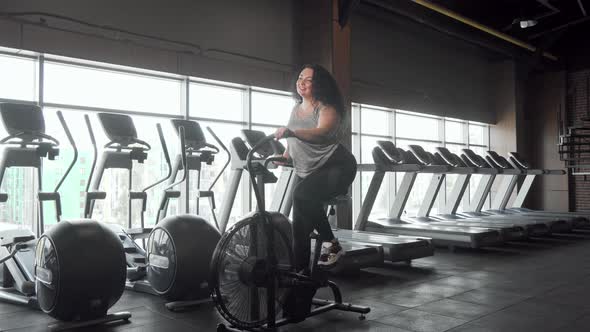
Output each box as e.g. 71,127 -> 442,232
292,144 -> 357,271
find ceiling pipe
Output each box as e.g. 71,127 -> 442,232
530,0 -> 560,21
361,0 -> 530,60
577,0 -> 587,16
411,0 -> 558,61
529,15 -> 590,39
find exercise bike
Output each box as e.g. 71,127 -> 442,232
210,134 -> 370,331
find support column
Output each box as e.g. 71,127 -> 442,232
299,0 -> 353,228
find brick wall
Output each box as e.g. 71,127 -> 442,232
567,69 -> 590,212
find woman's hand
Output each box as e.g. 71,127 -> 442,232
275,127 -> 294,140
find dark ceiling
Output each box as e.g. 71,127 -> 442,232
429,0 -> 590,53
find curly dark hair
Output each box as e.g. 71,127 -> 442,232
291,64 -> 346,116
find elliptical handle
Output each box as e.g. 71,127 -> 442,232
54,111 -> 78,192
246,134 -> 276,212
141,123 -> 173,192
84,114 -> 98,193
206,126 -> 231,191
164,126 -> 188,190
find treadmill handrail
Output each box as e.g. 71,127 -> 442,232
544,169 -> 566,175
357,163 -> 422,172
417,165 -> 453,173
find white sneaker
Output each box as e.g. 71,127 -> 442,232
317,240 -> 344,267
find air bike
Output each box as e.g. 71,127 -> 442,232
0,103 -> 130,330
210,134 -> 370,331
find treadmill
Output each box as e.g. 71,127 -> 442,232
354,141 -> 502,249
216,131 -> 401,271
459,149 -> 572,233
498,152 -> 589,228
404,145 -> 527,241
429,147 -> 549,237
268,152 -> 436,264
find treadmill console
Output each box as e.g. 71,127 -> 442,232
461,149 -> 490,168
372,146 -> 392,166
486,151 -> 512,169
435,147 -> 466,167
376,141 -> 402,163
429,152 -> 447,166
460,154 -> 476,167
434,147 -> 454,166
408,145 -> 433,165
398,148 -> 421,165
508,152 -> 530,169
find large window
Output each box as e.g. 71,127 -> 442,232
352,105 -> 394,219
0,46 -> 493,234
0,52 -> 37,102
45,61 -> 182,115
351,104 -> 491,221
189,82 -> 245,121
0,51 -> 37,228
0,48 -> 291,233
251,89 -> 293,126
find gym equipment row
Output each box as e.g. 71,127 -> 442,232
1,101 -> 586,331
354,140 -> 589,250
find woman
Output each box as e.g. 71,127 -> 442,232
275,64 -> 357,271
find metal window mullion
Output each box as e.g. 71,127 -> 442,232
32,54 -> 45,234
388,108 -> 397,213
181,77 -> 190,214
394,136 -> 443,144
438,119 -> 447,212
42,102 -> 185,120
189,78 -> 248,91
352,105 -> 362,218
243,88 -> 252,213
463,122 -> 472,210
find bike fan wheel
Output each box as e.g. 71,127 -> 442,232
210,213 -> 293,330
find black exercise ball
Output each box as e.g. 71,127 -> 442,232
35,220 -> 126,321
146,214 -> 221,300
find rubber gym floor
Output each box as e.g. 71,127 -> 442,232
2,231 -> 590,332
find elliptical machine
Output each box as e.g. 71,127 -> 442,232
0,103 -> 130,329
146,120 -> 228,310
156,119 -> 230,227
83,112 -> 158,294
211,134 -> 370,332
84,113 -> 222,310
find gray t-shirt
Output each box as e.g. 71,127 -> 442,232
286,102 -> 344,178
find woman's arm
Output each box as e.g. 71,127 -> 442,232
292,106 -> 339,143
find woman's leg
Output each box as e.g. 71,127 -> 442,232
291,146 -> 357,270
